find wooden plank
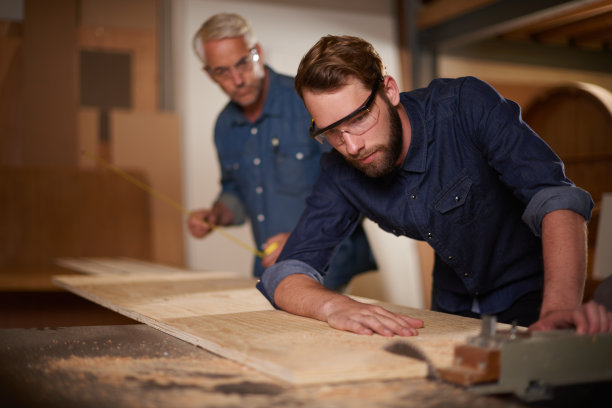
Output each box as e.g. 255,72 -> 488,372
417,0 -> 497,29
52,269 -> 494,385
56,257 -> 205,275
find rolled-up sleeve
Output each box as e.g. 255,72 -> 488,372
256,259 -> 324,307
522,185 -> 594,237
215,192 -> 247,225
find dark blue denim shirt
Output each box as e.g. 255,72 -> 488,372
257,76 -> 593,315
214,66 -> 375,285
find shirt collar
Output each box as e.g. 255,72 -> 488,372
398,93 -> 428,174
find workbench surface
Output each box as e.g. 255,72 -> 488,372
2,324 -> 609,408
0,324 -> 529,408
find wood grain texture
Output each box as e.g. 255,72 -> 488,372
52,261 -> 492,385
0,169 -> 152,268
56,257 -> 200,275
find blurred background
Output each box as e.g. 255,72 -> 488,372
1,0 -> 611,326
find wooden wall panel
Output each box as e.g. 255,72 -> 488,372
111,111 -> 184,267
77,108 -> 99,167
23,0 -> 78,166
78,26 -> 157,111
0,35 -> 23,166
80,0 -> 157,30
0,168 -> 153,268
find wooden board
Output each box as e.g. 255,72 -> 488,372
56,257 -> 199,275
52,260 -> 494,385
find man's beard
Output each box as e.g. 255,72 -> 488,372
346,100 -> 403,178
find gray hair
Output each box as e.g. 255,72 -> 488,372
192,13 -> 257,63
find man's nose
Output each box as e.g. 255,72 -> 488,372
229,67 -> 244,86
343,131 -> 364,155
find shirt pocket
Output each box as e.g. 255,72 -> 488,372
274,143 -> 320,195
433,171 -> 477,226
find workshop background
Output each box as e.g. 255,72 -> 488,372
1,0 -> 611,328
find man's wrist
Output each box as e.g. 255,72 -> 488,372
212,201 -> 234,225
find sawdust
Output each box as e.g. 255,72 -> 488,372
46,354 -> 268,389
22,353 -> 529,408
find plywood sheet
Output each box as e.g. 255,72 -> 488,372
53,262 -> 490,385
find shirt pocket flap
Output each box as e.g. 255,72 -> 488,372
434,175 -> 473,214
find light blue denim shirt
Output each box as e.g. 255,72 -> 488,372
258,76 -> 593,314
213,67 -> 375,284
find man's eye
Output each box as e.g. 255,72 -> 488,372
349,111 -> 369,125
212,67 -> 228,77
325,129 -> 343,142
235,57 -> 249,69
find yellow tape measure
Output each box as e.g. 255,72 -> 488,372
263,241 -> 279,256
82,150 -> 268,258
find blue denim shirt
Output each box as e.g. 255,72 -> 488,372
214,67 -> 375,285
258,76 -> 593,315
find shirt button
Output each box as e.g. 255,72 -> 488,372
255,186 -> 263,194
257,214 -> 265,222
253,157 -> 261,166
295,152 -> 304,160
455,196 -> 461,202
251,127 -> 258,135
427,232 -> 432,239
447,255 -> 454,261
271,137 -> 279,147
411,194 -> 417,200
464,272 -> 469,277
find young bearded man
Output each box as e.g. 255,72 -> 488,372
257,35 -> 611,336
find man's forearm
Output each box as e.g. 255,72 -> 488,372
540,209 -> 587,316
274,274 -> 340,321
211,201 -> 235,226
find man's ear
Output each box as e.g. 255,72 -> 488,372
254,43 -> 264,63
383,75 -> 401,106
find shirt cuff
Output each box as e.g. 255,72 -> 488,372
522,186 -> 594,237
215,193 -> 247,225
256,259 -> 323,307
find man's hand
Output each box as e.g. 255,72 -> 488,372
529,300 -> 612,334
187,202 -> 234,239
187,209 -> 217,238
261,232 -> 290,268
274,274 -> 423,337
323,295 -> 424,337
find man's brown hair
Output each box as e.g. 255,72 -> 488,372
294,35 -> 386,98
